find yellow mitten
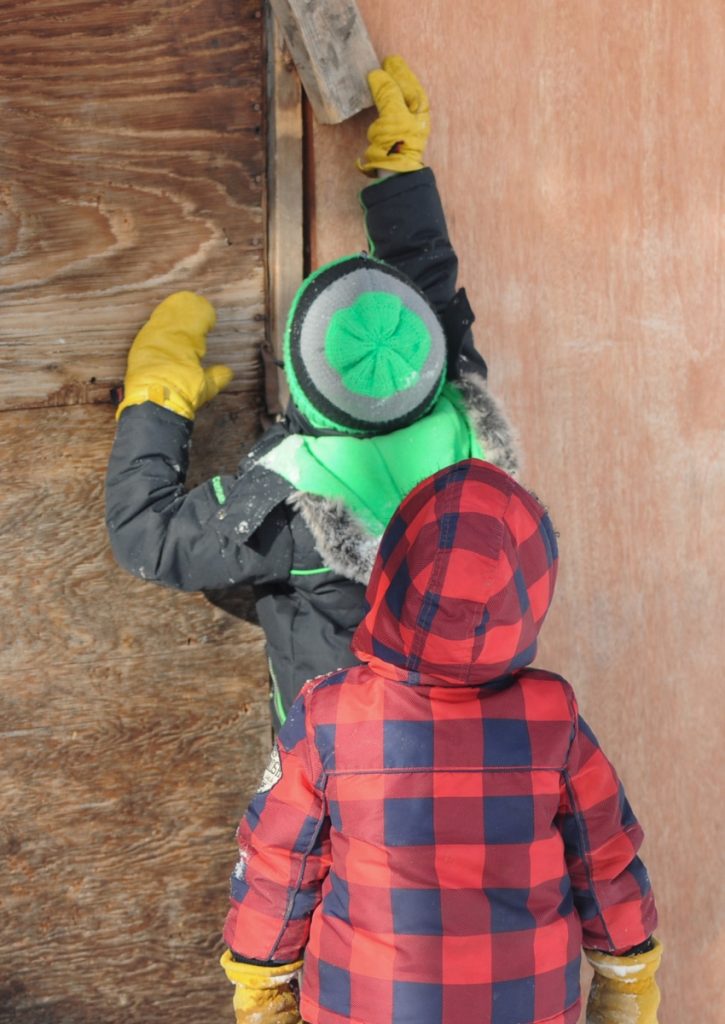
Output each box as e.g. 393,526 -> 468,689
116,291 -> 233,421
220,949 -> 304,1024
585,939 -> 663,1024
357,55 -> 430,176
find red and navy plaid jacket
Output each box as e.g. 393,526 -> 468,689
223,460 -> 657,1024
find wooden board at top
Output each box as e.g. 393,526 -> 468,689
0,0 -> 266,412
268,0 -> 378,123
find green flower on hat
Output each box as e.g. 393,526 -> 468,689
325,292 -> 432,398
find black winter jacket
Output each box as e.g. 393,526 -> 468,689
105,169 -> 519,729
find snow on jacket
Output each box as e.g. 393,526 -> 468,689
105,169 -> 518,728
223,459 -> 657,1024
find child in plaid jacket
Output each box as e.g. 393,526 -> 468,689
220,460 -> 662,1024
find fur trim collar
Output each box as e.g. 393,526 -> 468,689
291,492 -> 379,584
456,372 -> 520,478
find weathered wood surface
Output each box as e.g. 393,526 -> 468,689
0,0 -> 275,1019
0,403 -> 271,1022
0,0 -> 266,412
0,399 -> 263,669
268,0 -> 377,123
262,17 -> 303,419
308,2 -> 725,1021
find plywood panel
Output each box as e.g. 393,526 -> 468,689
0,402 -> 271,1022
308,2 -> 725,1020
0,383 -> 264,673
0,0 -> 266,411
0,654 -> 269,1022
0,0 -> 274,1013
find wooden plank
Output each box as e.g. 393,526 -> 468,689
262,13 -> 304,418
0,0 -> 266,411
267,0 -> 377,124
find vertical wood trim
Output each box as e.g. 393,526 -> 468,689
264,5 -> 304,418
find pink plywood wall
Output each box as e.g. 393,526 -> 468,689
307,2 -> 724,1020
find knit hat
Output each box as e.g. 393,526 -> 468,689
284,255 -> 447,435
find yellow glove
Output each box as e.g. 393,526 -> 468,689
357,55 -> 430,176
116,291 -> 233,421
220,950 -> 304,1024
585,939 -> 663,1024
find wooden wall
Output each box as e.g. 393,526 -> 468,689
307,2 -> 724,1022
0,1 -> 271,1020
2,1 -> 722,1021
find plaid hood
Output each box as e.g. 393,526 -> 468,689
352,459 -> 558,686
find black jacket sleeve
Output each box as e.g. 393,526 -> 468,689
359,168 -> 487,380
105,403 -> 294,591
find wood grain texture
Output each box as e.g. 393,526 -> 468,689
0,0 -> 266,411
268,0 -> 378,123
262,15 -> 303,418
0,403 -> 272,1022
0,656 -> 269,1020
0,2 -> 276,1015
309,3 -> 725,1021
0,400 -> 264,670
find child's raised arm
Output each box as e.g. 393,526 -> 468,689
357,56 -> 487,383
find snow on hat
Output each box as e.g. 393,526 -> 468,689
284,254 -> 447,435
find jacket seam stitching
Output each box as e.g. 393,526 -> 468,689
562,768 -> 616,949
268,693 -> 328,960
267,798 -> 328,961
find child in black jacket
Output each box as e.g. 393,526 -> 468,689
105,58 -> 518,729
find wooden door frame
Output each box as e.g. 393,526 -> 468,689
264,7 -> 304,419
